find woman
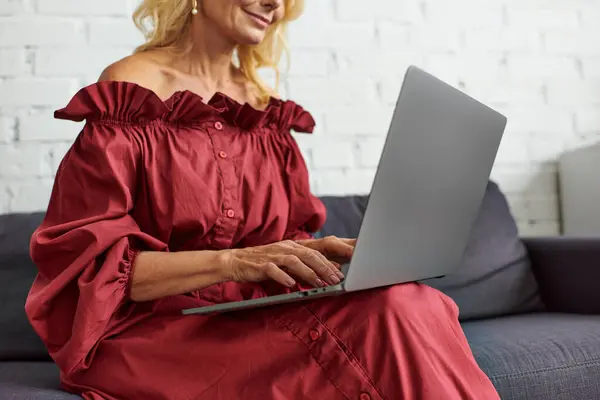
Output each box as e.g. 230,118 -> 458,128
25,0 -> 500,399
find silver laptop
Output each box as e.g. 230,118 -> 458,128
182,66 -> 507,316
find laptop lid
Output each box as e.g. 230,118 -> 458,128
343,66 -> 507,292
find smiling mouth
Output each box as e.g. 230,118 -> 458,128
243,10 -> 271,28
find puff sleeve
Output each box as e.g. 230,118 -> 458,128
26,120 -> 167,374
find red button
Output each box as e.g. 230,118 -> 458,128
360,393 -> 371,400
214,121 -> 223,130
309,329 -> 320,341
218,151 -> 227,159
226,209 -> 235,218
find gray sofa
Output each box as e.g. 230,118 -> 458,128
2,184 -> 600,399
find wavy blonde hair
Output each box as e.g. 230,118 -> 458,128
132,0 -> 304,103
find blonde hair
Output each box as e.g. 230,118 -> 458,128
132,0 -> 305,104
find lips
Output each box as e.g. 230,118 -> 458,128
243,9 -> 271,28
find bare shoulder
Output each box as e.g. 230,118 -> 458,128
98,52 -> 172,99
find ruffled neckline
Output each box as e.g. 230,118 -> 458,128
54,81 -> 316,133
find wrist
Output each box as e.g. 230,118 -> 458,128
210,249 -> 235,283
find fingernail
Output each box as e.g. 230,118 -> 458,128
316,279 -> 326,287
329,274 -> 341,284
287,278 -> 296,287
336,271 -> 345,279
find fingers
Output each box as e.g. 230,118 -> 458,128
333,241 -> 355,260
262,262 -> 296,288
340,238 -> 357,246
278,241 -> 342,287
294,244 -> 344,285
321,236 -> 355,262
298,242 -> 344,278
315,252 -> 344,281
279,255 -> 325,287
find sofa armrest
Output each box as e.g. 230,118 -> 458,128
523,236 -> 600,314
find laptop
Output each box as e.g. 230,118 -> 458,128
182,66 -> 507,316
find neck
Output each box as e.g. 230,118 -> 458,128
174,15 -> 237,87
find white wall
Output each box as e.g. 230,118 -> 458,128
0,0 -> 599,236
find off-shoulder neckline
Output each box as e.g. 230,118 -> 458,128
54,80 -> 316,133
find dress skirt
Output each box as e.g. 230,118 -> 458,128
63,283 -> 500,400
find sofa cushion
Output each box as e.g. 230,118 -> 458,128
424,181 -> 544,320
0,362 -> 79,399
316,195 -> 368,239
0,213 -> 44,257
463,313 -> 600,400
0,212 -> 50,361
318,181 -> 544,321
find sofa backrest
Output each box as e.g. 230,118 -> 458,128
0,212 -> 50,361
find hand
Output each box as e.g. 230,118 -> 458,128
223,240 -> 346,288
296,235 -> 356,265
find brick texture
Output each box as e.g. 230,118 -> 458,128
0,0 -> 598,236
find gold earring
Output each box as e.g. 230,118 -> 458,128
191,0 -> 198,15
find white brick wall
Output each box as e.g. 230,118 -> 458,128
1,0 -> 599,237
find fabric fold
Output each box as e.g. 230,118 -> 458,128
54,81 -> 316,132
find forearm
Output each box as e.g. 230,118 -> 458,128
130,250 -> 231,302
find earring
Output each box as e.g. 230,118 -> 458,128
191,0 -> 198,15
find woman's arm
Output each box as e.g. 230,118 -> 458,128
130,250 -> 230,302
130,237 -> 354,302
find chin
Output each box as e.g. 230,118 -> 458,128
234,29 -> 267,46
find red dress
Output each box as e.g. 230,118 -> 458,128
26,81 -> 499,400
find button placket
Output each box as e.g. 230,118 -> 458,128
206,123 -> 237,243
